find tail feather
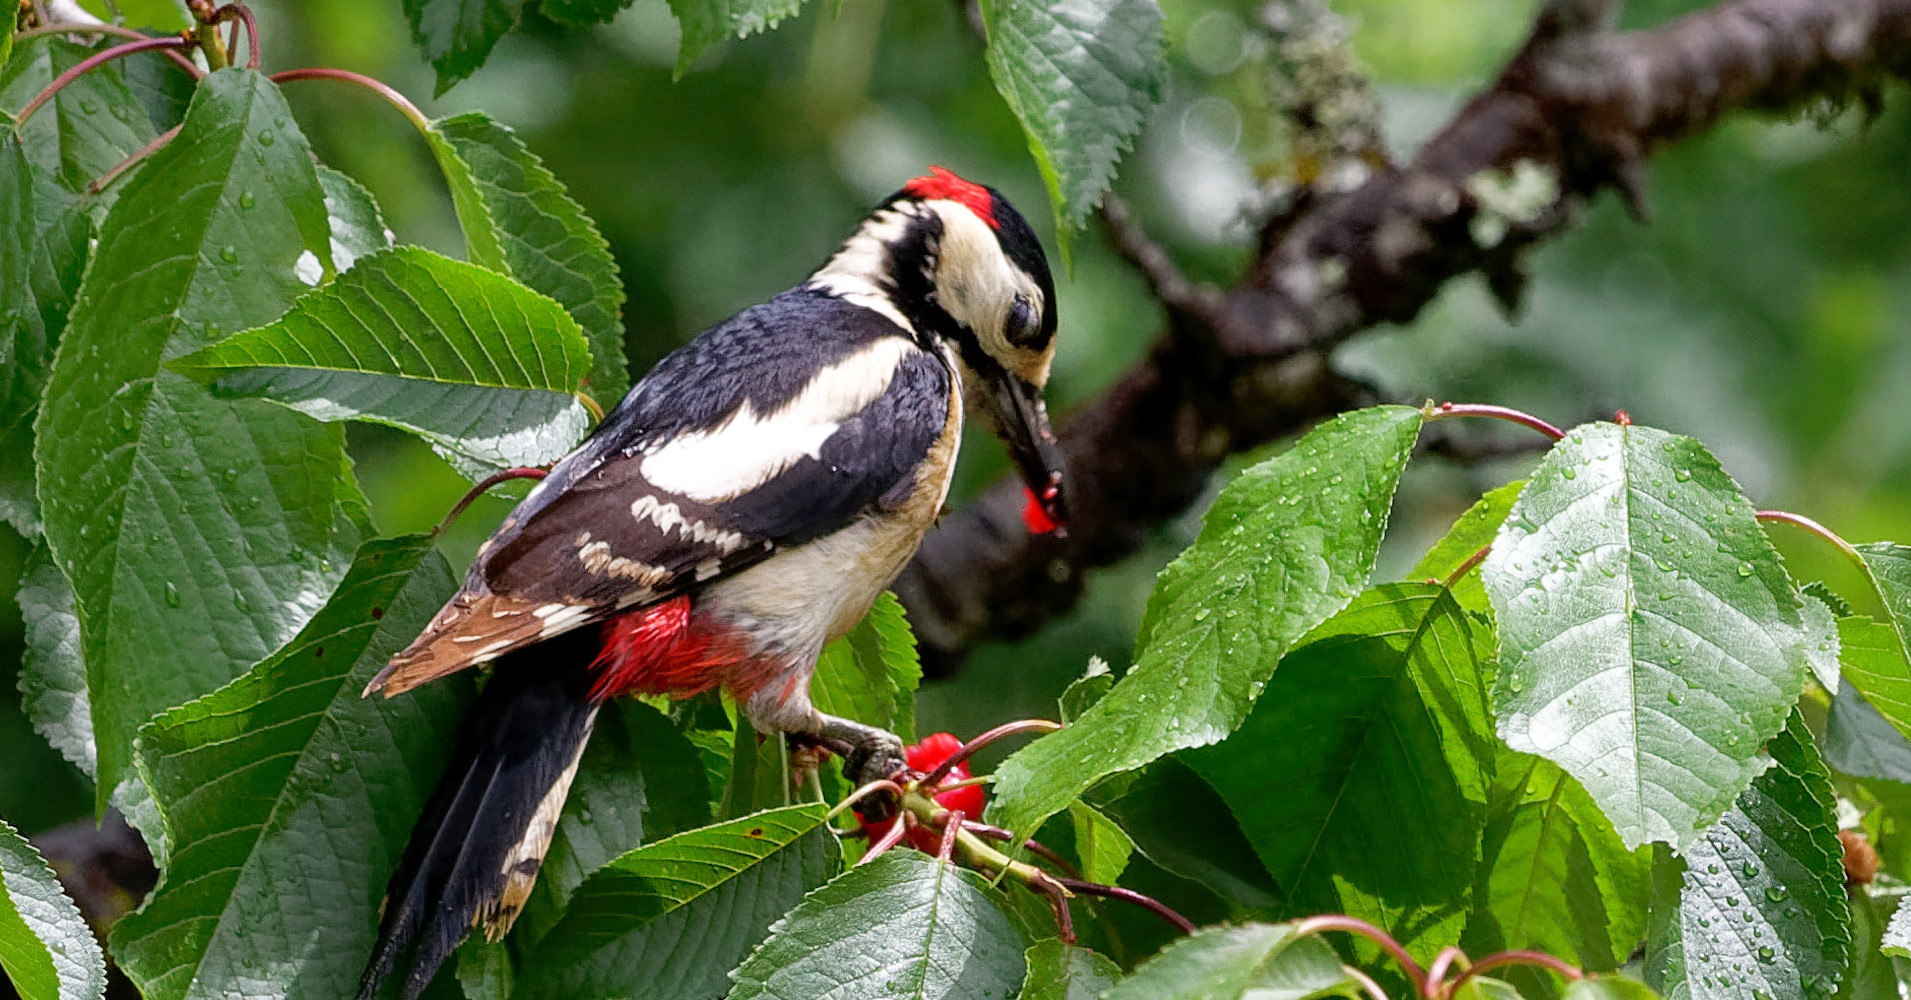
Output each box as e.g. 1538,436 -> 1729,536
358,629 -> 602,1000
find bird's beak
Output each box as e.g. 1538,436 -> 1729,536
979,365 -> 1067,535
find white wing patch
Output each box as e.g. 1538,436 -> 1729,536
629,495 -> 748,553
639,337 -> 919,502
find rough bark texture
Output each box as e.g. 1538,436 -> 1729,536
896,0 -> 1911,677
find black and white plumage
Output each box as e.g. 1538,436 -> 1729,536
356,167 -> 1063,1000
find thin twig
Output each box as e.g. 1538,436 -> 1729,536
1099,193 -> 1237,337
919,719 -> 1061,787
1757,510 -> 1867,566
14,35 -> 194,127
1422,402 -> 1566,442
857,809 -> 911,864
937,809 -> 964,861
209,4 -> 258,70
1423,946 -> 1469,998
1342,964 -> 1394,1000
433,467 -> 549,536
89,123 -> 178,193
1056,877 -> 1195,935
1441,951 -> 1582,997
1292,914 -> 1428,994
960,820 -> 1083,879
1441,545 -> 1491,590
270,67 -> 431,133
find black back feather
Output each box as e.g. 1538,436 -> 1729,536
357,630 -> 601,1000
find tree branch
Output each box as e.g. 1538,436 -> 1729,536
897,0 -> 1911,676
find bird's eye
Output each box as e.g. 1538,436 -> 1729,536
1005,296 -> 1042,347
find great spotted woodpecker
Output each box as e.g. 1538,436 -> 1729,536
354,167 -> 1064,999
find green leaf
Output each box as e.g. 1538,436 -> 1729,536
1187,583 -> 1495,958
1643,714 -> 1850,1000
978,0 -> 1164,236
0,36 -> 156,201
516,804 -> 838,1000
15,546 -> 90,780
0,817 -> 105,1000
1022,939 -> 1119,1000
1463,750 -> 1650,984
108,535 -> 473,1000
666,0 -> 806,77
989,405 -> 1423,841
1484,421 -> 1825,850
1088,757 -> 1281,910
316,165 -> 394,272
514,698 -> 713,945
167,244 -> 595,478
1410,480 -> 1525,615
1068,803 -> 1133,887
1058,657 -> 1113,725
404,0 -> 526,96
1563,978 -> 1666,1000
425,112 -> 628,401
1837,889 -> 1902,1000
811,591 -> 920,743
34,68 -> 364,806
1881,894 -> 1911,959
1836,616 -> 1911,749
542,0 -> 636,26
725,849 -> 1026,1000
1104,922 -> 1355,1000
1826,681 -> 1911,784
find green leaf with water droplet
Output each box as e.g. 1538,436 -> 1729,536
724,849 -> 1025,1000
34,69 -> 367,808
1643,713 -> 1850,1000
424,112 -> 627,401
0,815 -> 106,1000
1186,583 -> 1495,964
1103,921 -> 1356,1000
987,405 -> 1424,844
1484,421 -> 1826,851
166,245 -> 596,479
514,804 -> 837,1000
109,535 -> 474,1000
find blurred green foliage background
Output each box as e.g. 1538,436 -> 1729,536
5,0 -> 1905,835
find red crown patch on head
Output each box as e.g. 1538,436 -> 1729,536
903,166 -> 998,230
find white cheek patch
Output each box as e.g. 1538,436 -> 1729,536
640,337 -> 919,502
925,201 -> 1048,377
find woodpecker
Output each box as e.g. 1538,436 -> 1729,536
354,167 -> 1064,1000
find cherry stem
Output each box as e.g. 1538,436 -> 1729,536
937,809 -> 964,862
959,820 -> 1083,879
920,719 -> 1062,788
1424,947 -> 1468,997
14,22 -> 209,77
1056,877 -> 1195,935
1440,951 -> 1582,998
858,810 -> 910,865
209,4 -> 258,70
1423,402 -> 1566,442
89,123 -> 179,193
1756,510 -> 1866,568
825,778 -> 906,822
269,67 -> 430,133
434,467 -> 549,536
1442,544 -> 1492,590
1292,915 -> 1428,994
1343,963 -> 1394,1000
15,36 -> 195,128
576,390 -> 605,424
936,774 -> 993,792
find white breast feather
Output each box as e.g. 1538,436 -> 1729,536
639,337 -> 920,502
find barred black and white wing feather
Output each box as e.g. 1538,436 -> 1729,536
368,290 -> 951,696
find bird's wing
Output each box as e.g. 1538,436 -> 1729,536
370,299 -> 951,696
